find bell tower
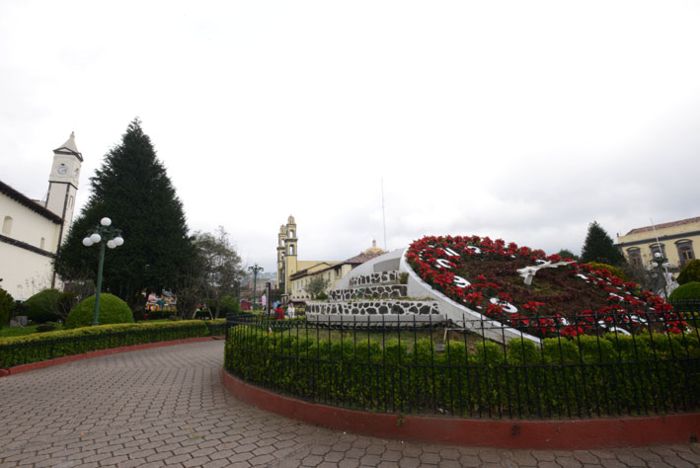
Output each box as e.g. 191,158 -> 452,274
276,224 -> 287,290
283,215 -> 298,295
46,132 -> 82,245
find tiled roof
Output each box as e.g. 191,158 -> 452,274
626,216 -> 700,235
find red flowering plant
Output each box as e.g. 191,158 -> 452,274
405,235 -> 685,338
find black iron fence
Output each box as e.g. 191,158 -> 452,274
224,310 -> 700,419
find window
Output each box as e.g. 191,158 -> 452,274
289,244 -> 295,256
650,243 -> 666,259
2,216 -> 12,235
627,248 -> 642,267
288,229 -> 295,238
676,240 -> 695,267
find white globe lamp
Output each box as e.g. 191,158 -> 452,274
100,217 -> 112,227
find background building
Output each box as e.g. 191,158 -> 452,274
276,215 -> 385,300
616,216 -> 698,272
0,133 -> 82,299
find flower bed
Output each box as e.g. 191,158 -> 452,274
405,235 -> 685,337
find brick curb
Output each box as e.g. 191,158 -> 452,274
222,370 -> 700,449
1,336 -> 220,377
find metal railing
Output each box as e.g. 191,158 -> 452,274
224,308 -> 700,419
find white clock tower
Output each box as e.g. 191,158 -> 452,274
45,132 -> 82,245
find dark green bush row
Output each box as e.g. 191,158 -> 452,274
225,325 -> 700,418
0,320 -> 216,368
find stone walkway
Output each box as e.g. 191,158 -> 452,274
0,341 -> 698,468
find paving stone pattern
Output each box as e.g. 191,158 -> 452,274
1,341 -> 698,468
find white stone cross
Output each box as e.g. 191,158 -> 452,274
517,260 -> 571,286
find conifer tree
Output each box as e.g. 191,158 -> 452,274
56,119 -> 195,305
580,221 -> 625,266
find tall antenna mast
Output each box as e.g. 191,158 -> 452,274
381,177 -> 387,250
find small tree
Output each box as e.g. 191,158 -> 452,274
193,227 -> 242,317
677,259 -> 700,285
0,287 -> 13,328
305,276 -> 330,300
557,249 -> 579,261
580,221 -> 625,266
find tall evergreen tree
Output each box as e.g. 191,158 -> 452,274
580,221 -> 625,266
56,119 -> 194,305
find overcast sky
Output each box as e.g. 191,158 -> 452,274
1,1 -> 699,272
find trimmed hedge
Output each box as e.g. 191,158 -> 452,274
0,320 -> 213,368
66,293 -> 134,328
225,325 -> 700,418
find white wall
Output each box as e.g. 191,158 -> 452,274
0,242 -> 55,300
0,194 -> 61,252
0,193 -> 62,300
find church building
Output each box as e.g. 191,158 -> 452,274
0,133 -> 82,299
276,215 -> 385,301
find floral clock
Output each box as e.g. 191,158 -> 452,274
405,235 -> 684,338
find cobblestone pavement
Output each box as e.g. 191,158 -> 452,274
1,341 -> 698,468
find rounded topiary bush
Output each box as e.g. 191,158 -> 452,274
23,289 -> 62,323
669,281 -> 700,302
677,259 -> 700,285
65,293 -> 134,329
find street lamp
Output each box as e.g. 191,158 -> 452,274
83,217 -> 124,324
651,251 -> 671,299
248,264 -> 263,310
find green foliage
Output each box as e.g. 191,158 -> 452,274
55,119 -> 194,306
65,293 -> 134,328
669,281 -> 700,302
23,289 -> 62,323
304,276 -> 330,299
557,249 -> 579,261
586,261 -> 627,280
0,320 -> 211,368
580,221 -> 625,266
225,325 -> 700,417
219,295 -> 240,315
0,288 -> 13,328
678,259 -> 700,285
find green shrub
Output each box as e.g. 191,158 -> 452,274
219,295 -> 240,315
669,281 -> 700,302
224,324 -> 700,418
0,320 -> 210,368
586,262 -> 627,280
65,293 -> 134,328
23,289 -> 62,323
677,260 -> 700,285
0,288 -> 13,328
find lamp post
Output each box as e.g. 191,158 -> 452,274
82,217 -> 124,325
651,251 -> 670,299
248,264 -> 263,310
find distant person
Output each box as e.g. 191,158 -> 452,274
287,303 -> 295,319
275,305 -> 285,320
